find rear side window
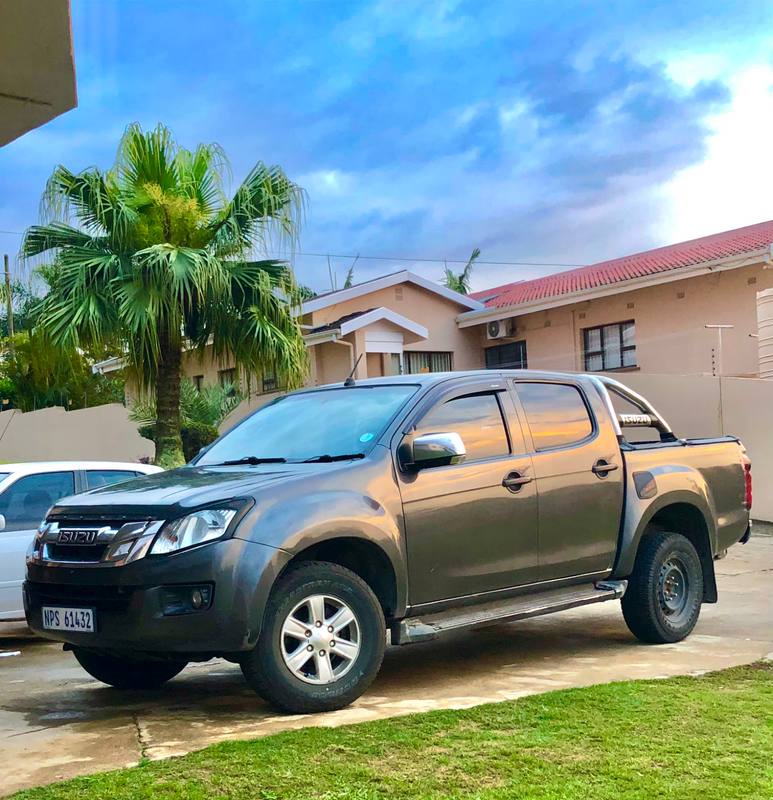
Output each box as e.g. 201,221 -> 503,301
515,383 -> 593,451
85,470 -> 137,490
0,472 -> 75,532
415,393 -> 509,462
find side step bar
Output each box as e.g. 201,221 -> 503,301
391,580 -> 628,645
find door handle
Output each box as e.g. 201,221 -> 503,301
502,471 -> 533,492
592,460 -> 619,476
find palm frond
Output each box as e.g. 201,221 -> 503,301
20,223 -> 107,259
39,166 -> 133,242
176,142 -> 230,215
461,248 -> 481,289
210,162 -> 308,258
115,123 -> 180,196
129,378 -> 245,428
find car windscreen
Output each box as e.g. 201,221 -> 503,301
196,385 -> 418,465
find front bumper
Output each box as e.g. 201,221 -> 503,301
24,538 -> 291,655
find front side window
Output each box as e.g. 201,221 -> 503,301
197,386 -> 418,465
415,393 -> 509,462
404,351 -> 453,374
85,470 -> 137,490
516,382 -> 593,451
584,321 -> 635,371
0,472 -> 75,531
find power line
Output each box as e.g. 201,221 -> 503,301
0,228 -> 588,268
288,252 -> 588,268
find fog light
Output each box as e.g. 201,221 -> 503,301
161,584 -> 213,616
190,588 -> 203,610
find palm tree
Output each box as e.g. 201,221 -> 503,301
128,377 -> 246,430
442,248 -> 481,295
21,123 -> 308,468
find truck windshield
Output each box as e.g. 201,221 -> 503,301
196,385 -> 418,466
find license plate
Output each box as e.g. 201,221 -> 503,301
42,606 -> 96,633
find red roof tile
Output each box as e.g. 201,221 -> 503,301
469,220 -> 773,310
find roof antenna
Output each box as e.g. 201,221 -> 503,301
344,354 -> 363,387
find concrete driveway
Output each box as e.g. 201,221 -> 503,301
2,532 -> 772,796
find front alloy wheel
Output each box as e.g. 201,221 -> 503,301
241,561 -> 385,713
280,594 -> 361,685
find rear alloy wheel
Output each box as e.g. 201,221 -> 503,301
72,648 -> 187,689
241,561 -> 385,713
622,532 -> 703,644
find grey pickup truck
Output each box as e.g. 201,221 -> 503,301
25,371 -> 752,713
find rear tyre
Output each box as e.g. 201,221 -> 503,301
241,561 -> 385,713
622,532 -> 703,644
72,648 -> 187,689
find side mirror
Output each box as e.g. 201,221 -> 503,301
410,432 -> 466,471
0,514 -> 5,532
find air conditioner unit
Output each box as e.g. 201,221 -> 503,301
487,319 -> 510,340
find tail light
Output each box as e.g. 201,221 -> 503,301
742,454 -> 752,510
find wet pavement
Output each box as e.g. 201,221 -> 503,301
2,533 -> 772,796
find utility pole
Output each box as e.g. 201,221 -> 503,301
705,324 -> 733,376
3,254 -> 13,340
705,324 -> 734,437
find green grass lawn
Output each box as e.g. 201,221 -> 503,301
14,663 -> 773,800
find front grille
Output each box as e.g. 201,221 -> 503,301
38,519 -> 150,565
45,544 -> 109,563
50,516 -> 141,527
26,581 -> 135,613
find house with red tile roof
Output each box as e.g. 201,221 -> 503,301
459,219 -> 773,378
96,220 -> 773,427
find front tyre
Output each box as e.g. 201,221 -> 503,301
72,648 -> 187,689
622,532 -> 703,644
241,561 -> 385,713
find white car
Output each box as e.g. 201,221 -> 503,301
0,462 -> 163,620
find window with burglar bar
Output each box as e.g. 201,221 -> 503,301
262,367 -> 278,393
583,321 -> 636,371
404,351 -> 453,374
218,368 -> 237,397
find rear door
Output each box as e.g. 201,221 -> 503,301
0,470 -> 75,617
510,379 -> 624,582
398,379 -> 539,607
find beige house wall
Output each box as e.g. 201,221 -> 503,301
0,404 -> 153,463
181,346 -> 224,386
613,373 -> 772,522
305,283 -> 483,371
480,258 -> 770,377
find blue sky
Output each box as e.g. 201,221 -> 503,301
1,0 -> 772,292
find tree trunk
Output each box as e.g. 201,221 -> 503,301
155,322 -> 185,469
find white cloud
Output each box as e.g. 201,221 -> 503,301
663,65 -> 773,242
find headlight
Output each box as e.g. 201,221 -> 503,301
150,508 -> 238,555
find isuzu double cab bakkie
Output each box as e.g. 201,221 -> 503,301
25,371 -> 752,713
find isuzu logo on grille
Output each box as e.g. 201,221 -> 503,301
57,529 -> 102,545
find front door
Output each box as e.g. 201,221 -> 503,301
511,380 -> 624,582
0,471 -> 75,618
399,383 -> 539,608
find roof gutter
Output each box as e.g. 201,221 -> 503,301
456,248 -> 769,328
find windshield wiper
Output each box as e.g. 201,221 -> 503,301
216,456 -> 287,466
303,453 -> 366,463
